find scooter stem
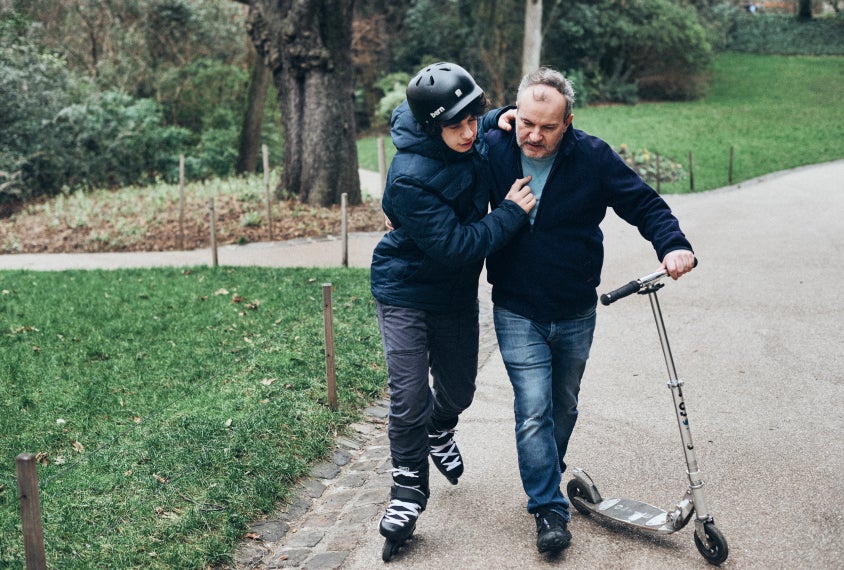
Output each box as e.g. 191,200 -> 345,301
645,286 -> 711,521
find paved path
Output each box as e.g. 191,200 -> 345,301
3,162 -> 843,569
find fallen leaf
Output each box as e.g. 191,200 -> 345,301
214,288 -> 229,296
244,532 -> 261,541
71,440 -> 84,453
261,378 -> 275,386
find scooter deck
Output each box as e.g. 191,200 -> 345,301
588,497 -> 675,533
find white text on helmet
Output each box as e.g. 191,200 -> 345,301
429,106 -> 446,119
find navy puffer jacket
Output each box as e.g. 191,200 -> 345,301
370,102 -> 528,312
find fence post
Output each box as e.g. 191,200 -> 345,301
322,283 -> 338,411
341,192 -> 348,267
16,453 -> 47,570
178,155 -> 186,250
729,146 -> 734,185
263,144 -> 273,241
377,137 -> 387,192
208,198 -> 218,268
689,151 -> 695,192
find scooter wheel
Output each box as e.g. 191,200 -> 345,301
566,478 -> 597,516
694,521 -> 729,565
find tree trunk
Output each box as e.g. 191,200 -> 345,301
522,0 -> 542,75
246,0 -> 361,206
797,0 -> 813,19
236,43 -> 270,174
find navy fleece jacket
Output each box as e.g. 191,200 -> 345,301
482,108 -> 693,321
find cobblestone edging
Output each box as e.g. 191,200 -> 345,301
231,289 -> 496,570
231,400 -> 393,570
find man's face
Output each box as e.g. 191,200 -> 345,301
515,85 -> 572,159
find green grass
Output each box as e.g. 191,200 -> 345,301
357,53 -> 844,193
0,267 -> 385,568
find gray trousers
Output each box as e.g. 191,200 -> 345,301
375,300 -> 480,466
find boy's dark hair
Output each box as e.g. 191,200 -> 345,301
422,94 -> 488,137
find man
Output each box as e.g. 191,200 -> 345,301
482,68 -> 695,554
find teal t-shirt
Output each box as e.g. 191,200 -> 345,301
520,153 -> 556,224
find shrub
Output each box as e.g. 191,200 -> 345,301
0,17 -> 82,203
29,91 -> 191,195
724,13 -> 844,55
374,73 -> 412,126
0,18 -> 194,202
544,0 -> 713,102
617,145 -> 684,187
184,125 -> 240,180
155,58 -> 249,135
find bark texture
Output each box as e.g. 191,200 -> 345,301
247,0 -> 361,206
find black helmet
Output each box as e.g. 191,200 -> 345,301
406,62 -> 484,126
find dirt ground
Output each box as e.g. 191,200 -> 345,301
0,194 -> 386,254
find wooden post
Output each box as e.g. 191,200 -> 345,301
341,192 -> 348,268
377,137 -> 387,192
729,146 -> 734,185
689,151 -> 695,192
16,453 -> 47,570
322,284 -> 338,411
208,198 -> 218,268
178,155 -> 185,250
263,144 -> 273,241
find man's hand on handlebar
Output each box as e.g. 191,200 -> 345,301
662,250 -> 696,280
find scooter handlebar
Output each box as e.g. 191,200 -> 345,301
600,258 -> 698,306
600,281 -> 640,306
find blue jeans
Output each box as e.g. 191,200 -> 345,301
493,305 -> 596,520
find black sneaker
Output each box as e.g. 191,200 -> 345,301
535,509 -> 572,553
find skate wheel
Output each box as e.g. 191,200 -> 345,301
382,538 -> 401,562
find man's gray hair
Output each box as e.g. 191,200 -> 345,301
517,68 -> 575,118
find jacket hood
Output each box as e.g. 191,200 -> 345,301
391,100 -> 485,160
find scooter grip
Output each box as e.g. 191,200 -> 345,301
600,280 -> 639,306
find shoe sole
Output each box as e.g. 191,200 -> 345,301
537,532 -> 572,553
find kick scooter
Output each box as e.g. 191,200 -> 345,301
566,263 -> 729,565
